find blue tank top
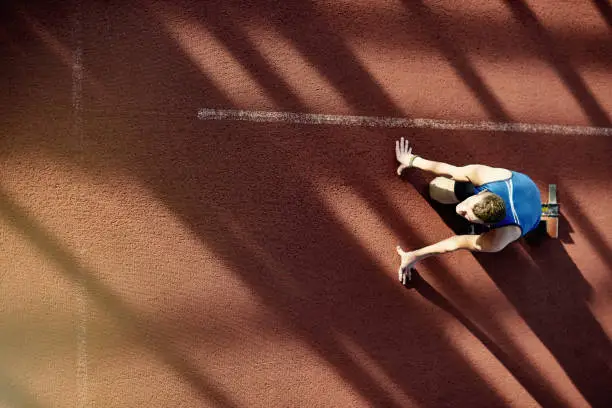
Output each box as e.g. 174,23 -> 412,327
474,171 -> 541,236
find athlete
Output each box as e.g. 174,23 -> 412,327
395,137 -> 542,283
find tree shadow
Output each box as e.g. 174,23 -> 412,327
408,158 -> 612,405
0,368 -> 47,408
410,270 -> 570,407
592,0 -> 612,30
558,182 -> 612,275
1,3 -> 445,405
242,0 -> 405,116
182,2 -> 612,403
402,167 -> 584,407
149,0 -> 406,116
88,112 -> 515,407
0,1 -> 73,120
7,0 -> 609,406
0,187 -> 242,408
149,1 -> 439,257
152,0 -> 307,113
398,0 -> 512,122
423,175 -> 612,407
36,1 -> 518,405
297,1 -> 612,70
403,130 -> 612,406
475,236 -> 612,407
504,0 -> 611,126
78,1 -> 235,115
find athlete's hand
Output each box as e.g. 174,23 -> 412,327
396,245 -> 418,284
396,137 -> 416,175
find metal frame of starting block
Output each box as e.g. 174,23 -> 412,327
541,184 -> 559,238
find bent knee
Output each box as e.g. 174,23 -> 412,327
429,177 -> 459,204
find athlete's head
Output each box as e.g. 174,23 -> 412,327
456,191 -> 505,224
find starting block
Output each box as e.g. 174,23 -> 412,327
541,184 -> 559,238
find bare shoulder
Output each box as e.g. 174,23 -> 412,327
463,165 -> 512,185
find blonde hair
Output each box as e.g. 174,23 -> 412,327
473,193 -> 506,224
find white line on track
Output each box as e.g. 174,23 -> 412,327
72,20 -> 83,145
197,108 -> 612,136
72,1 -> 89,407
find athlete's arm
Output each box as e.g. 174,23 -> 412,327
406,159 -> 506,185
395,137 -> 510,183
410,227 -> 519,260
396,227 -> 521,280
397,235 -> 473,280
450,164 -> 512,185
396,137 -> 463,177
412,235 -> 479,261
410,157 -> 462,178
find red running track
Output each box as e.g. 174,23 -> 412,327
1,1 -> 611,407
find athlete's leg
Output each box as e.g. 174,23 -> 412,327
429,177 -> 460,204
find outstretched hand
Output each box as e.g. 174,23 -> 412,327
396,245 -> 418,284
395,137 -> 417,175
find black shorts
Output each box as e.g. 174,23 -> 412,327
454,181 -> 476,202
